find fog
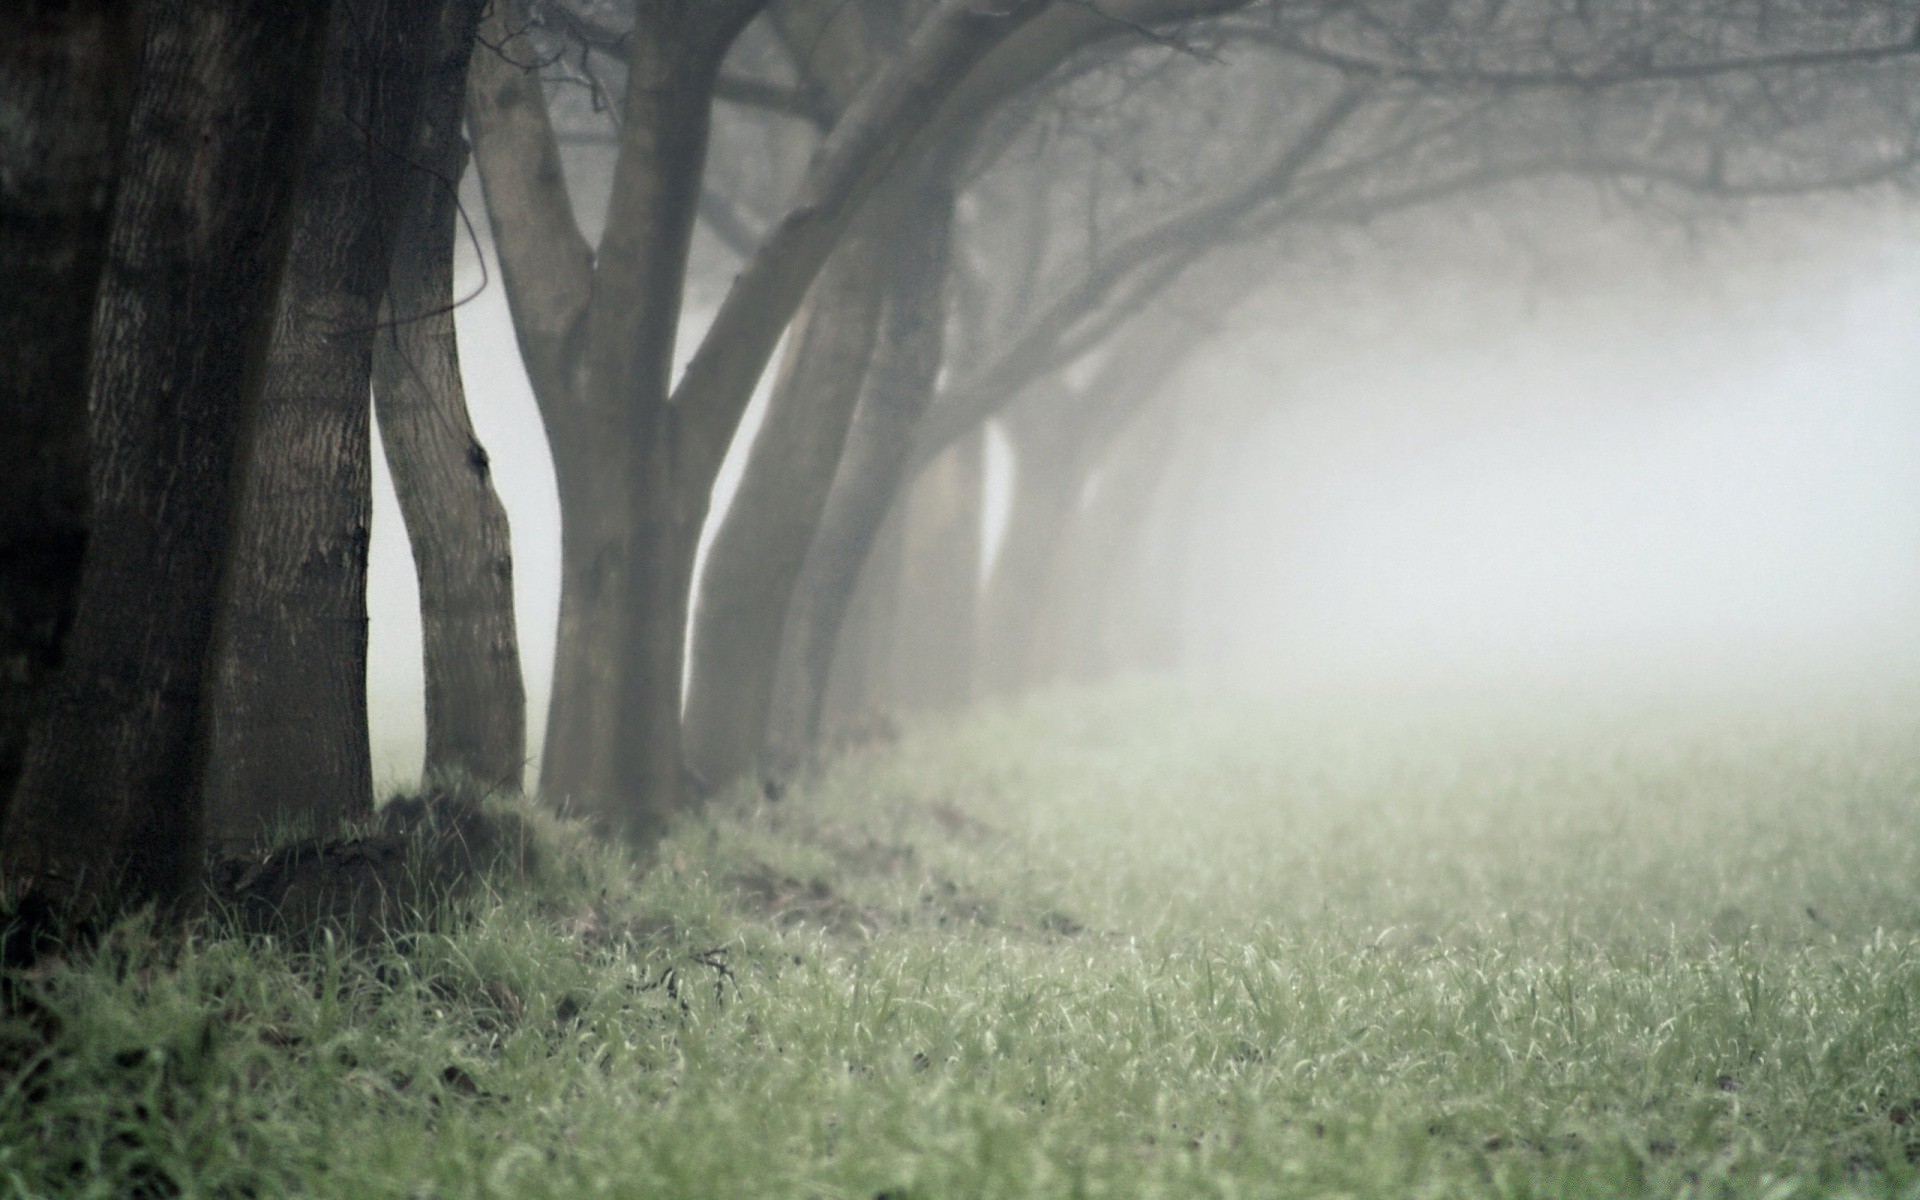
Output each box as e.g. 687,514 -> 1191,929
1186,212 -> 1920,701
365,189 -> 1920,782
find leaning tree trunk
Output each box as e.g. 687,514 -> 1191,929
371,0 -> 525,795
467,0 -> 763,842
205,0 -> 443,850
0,1 -> 139,819
764,180 -> 957,764
683,194 -> 899,791
1,0 -> 331,918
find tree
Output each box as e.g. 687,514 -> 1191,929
203,0 -> 450,849
373,0 -> 527,796
0,0 -> 140,817
2,0 -> 334,917
685,0 -> 1265,786
471,0 -> 1064,842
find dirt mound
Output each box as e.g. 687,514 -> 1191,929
206,790 -> 536,942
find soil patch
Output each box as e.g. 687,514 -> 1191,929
206,790 -> 536,943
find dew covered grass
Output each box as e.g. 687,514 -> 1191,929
5,682 -> 1920,1197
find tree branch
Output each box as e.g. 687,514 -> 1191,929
466,0 -> 593,412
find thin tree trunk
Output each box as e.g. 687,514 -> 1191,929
373,0 -> 523,794
1,0 -> 331,917
978,400 -> 1083,698
1107,438 -> 1211,675
206,0 -> 442,850
764,180 -> 957,763
464,0 -> 599,807
683,193 -> 899,790
0,1 -> 140,818
889,429 -> 984,712
1042,392 -> 1183,681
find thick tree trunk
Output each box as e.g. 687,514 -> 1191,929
0,1 -> 139,818
585,13 -> 753,843
1,0 -> 331,916
682,196 -> 898,790
889,430 -> 984,712
373,0 -> 523,794
764,181 -> 957,763
205,0 -> 442,850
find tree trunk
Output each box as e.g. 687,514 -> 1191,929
1040,392 -> 1183,681
1107,437 -> 1212,675
682,193 -> 898,790
1,0 -> 331,917
0,1 -> 140,819
372,0 -> 524,794
889,429 -> 984,712
205,0 -> 443,850
764,180 -> 957,763
819,502 -> 906,744
586,9 -> 759,844
978,399 -> 1084,698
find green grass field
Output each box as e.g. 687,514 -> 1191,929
6,682 -> 1920,1198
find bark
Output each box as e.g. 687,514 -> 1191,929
372,0 -> 524,794
465,0 -> 602,804
597,4 -> 765,845
1,0 -> 331,916
671,0 -> 1047,493
0,1 -> 140,818
888,429 -> 984,712
764,181 -> 958,762
474,0 -> 1205,840
470,0 -> 763,840
682,193 -> 898,789
206,0 -> 443,850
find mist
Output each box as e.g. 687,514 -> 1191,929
1183,203 -> 1920,702
364,179 -> 1920,783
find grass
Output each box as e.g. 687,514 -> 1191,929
4,680 -> 1920,1198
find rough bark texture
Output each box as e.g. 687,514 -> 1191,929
1,0 -> 331,916
0,1 -> 140,819
206,0 -> 443,850
373,0 -> 524,794
683,197 -> 897,789
466,0 -> 606,811
765,181 -> 957,762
